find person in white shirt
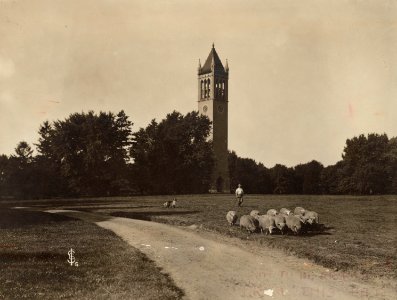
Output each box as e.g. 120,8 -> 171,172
235,184 -> 244,207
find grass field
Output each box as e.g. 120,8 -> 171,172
0,208 -> 184,299
2,194 -> 396,291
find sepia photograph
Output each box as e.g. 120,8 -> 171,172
0,0 -> 396,299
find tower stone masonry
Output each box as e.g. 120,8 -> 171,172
197,44 -> 230,193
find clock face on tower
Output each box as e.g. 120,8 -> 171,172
217,105 -> 224,113
203,105 -> 208,113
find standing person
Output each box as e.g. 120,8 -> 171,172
235,184 -> 244,207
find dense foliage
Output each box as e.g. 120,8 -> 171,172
0,110 -> 214,198
130,111 -> 214,194
230,133 -> 397,195
0,109 -> 396,199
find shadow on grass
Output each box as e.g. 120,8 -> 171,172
298,224 -> 334,237
110,210 -> 200,221
0,209 -> 75,229
60,205 -> 155,211
231,223 -> 333,237
1,251 -> 66,262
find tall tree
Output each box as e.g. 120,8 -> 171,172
7,142 -> 35,198
320,161 -> 345,194
13,141 -> 33,164
270,164 -> 296,194
35,111 -> 133,196
131,111 -> 214,194
33,121 -> 67,197
294,160 -> 324,194
341,133 -> 390,194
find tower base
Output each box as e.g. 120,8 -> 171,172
208,176 -> 230,193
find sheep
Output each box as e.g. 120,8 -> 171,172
294,207 -> 306,216
226,211 -> 238,226
273,214 -> 287,234
257,215 -> 276,235
266,209 -> 278,216
250,210 -> 260,219
294,214 -> 310,233
305,210 -> 319,225
286,215 -> 303,235
280,208 -> 291,216
303,211 -> 319,232
163,201 -> 171,208
170,198 -> 177,208
294,214 -> 308,223
279,213 -> 289,220
239,215 -> 257,233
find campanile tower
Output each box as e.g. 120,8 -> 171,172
198,44 -> 230,193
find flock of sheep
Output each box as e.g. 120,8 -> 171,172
162,199 -> 319,235
226,207 -> 320,235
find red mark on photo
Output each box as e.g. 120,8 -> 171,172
348,103 -> 354,118
0,244 -> 16,248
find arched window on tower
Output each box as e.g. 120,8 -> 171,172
207,79 -> 211,98
201,80 -> 204,99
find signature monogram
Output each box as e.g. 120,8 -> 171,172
67,248 -> 79,267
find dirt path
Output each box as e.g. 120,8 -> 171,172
46,210 -> 392,300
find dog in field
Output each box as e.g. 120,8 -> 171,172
163,198 -> 177,208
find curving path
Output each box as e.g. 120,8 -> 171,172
46,210 -> 392,300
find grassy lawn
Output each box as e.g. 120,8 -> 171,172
2,194 -> 396,288
0,208 -> 184,299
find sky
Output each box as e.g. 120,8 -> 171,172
0,0 -> 396,167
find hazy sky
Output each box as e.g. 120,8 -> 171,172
0,0 -> 396,167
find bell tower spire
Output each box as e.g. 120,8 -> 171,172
197,44 -> 230,193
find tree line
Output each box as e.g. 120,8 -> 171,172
229,133 -> 397,195
0,110 -> 396,198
